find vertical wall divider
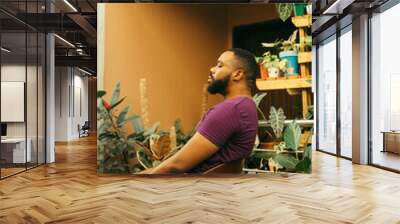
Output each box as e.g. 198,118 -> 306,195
0,26 -> 2,179
367,11 -> 373,165
315,44 -> 319,151
25,0 -> 28,171
36,0 -> 39,167
336,28 -> 341,157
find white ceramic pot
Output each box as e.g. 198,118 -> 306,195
268,67 -> 280,78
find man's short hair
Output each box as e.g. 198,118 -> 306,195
227,48 -> 260,89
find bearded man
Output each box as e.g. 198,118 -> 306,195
143,48 -> 259,174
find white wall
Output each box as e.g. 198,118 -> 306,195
1,64 -> 46,164
1,65 -> 36,138
55,67 -> 89,141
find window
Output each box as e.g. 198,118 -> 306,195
317,35 -> 337,154
370,2 -> 400,171
339,27 -> 352,158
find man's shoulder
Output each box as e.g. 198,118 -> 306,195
214,97 -> 256,115
217,96 -> 255,108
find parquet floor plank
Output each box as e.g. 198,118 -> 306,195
0,135 -> 399,223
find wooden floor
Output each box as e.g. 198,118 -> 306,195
372,151 -> 400,171
0,136 -> 400,223
0,167 -> 26,178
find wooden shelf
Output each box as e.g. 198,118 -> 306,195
242,168 -> 274,174
291,15 -> 312,28
298,52 -> 312,63
253,148 -> 304,153
256,77 -> 311,91
258,119 -> 313,128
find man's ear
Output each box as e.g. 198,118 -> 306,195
232,69 -> 245,81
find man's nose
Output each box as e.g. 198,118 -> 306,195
210,66 -> 215,73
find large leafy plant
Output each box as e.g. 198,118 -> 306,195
97,81 -> 194,173
97,81 -> 141,173
252,93 -> 287,142
134,119 -> 194,169
246,120 -> 312,173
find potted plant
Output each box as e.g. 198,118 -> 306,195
97,82 -> 142,173
279,30 -> 300,77
261,41 -> 289,79
261,52 -> 280,79
246,121 -> 312,173
97,81 -> 195,174
293,3 -> 306,17
255,56 -> 269,80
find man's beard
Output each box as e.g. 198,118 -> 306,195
207,74 -> 230,96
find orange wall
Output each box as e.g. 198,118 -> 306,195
103,4 -> 278,132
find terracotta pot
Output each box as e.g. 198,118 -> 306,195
259,63 -> 268,80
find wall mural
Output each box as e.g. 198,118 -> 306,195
97,3 -> 313,175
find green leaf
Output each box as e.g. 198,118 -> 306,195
117,106 -> 130,127
144,122 -> 160,136
269,106 -> 286,139
276,3 -> 293,22
127,132 -> 143,141
97,90 -> 106,98
125,115 -> 139,122
274,153 -> 298,171
136,148 -> 152,169
288,30 -> 298,43
295,157 -> 311,173
283,121 -> 301,151
174,118 -> 182,132
303,146 -> 312,160
252,151 -> 276,160
253,93 -> 267,107
152,160 -> 161,167
111,96 -> 126,109
98,132 -> 118,140
111,81 -> 121,105
262,43 -> 276,48
130,116 -> 145,133
98,122 -> 110,134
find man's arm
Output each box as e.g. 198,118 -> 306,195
149,132 -> 219,174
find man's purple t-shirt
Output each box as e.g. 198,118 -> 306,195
189,96 -> 258,173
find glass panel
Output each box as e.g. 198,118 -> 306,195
371,3 -> 400,171
1,30 -> 27,177
38,32 -> 45,165
27,31 -> 38,169
317,36 -> 337,154
0,1 -> 46,179
339,28 -> 352,158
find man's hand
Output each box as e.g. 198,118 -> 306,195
148,132 -> 219,174
137,167 -> 154,174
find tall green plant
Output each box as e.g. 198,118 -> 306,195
98,81 -> 196,174
97,82 -> 141,173
245,120 -> 312,173
272,121 -> 311,173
